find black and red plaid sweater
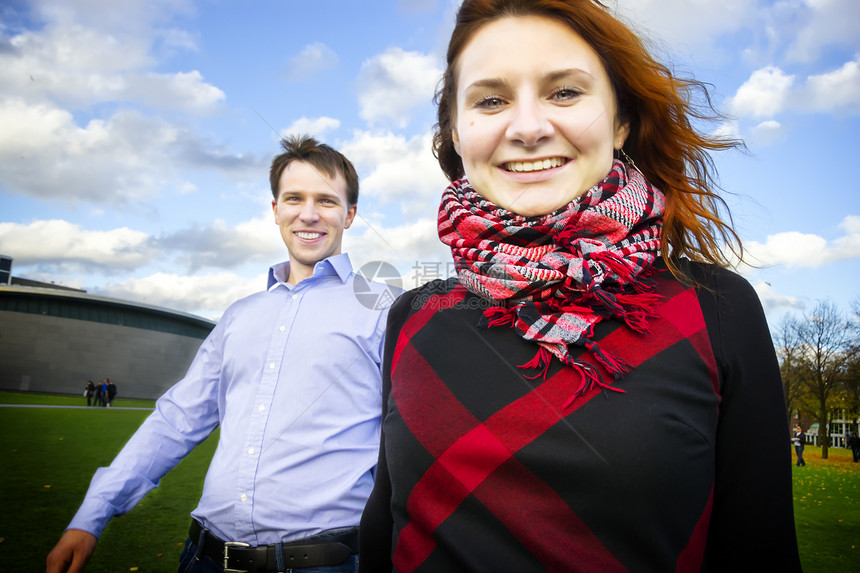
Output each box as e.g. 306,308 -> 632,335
359,260 -> 801,573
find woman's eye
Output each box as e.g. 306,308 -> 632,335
476,96 -> 505,109
553,87 -> 581,101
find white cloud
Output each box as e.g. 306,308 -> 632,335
610,0 -> 754,53
0,2 -> 221,113
729,66 -> 794,119
0,99 -> 258,204
749,119 -> 783,146
340,130 -> 448,215
0,209 -> 288,280
743,215 -> 860,269
786,0 -> 860,62
129,70 -> 225,113
0,100 -> 172,203
712,120 -> 740,139
157,27 -> 198,52
832,215 -> 860,259
96,271 -> 263,320
344,217 -> 451,289
29,0 -> 196,35
285,42 -> 339,81
728,57 -> 860,126
801,58 -> 860,115
159,210 -> 286,271
356,48 -> 442,128
752,281 -> 805,314
281,116 -> 341,139
0,220 -> 156,271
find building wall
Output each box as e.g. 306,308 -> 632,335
0,310 -> 207,399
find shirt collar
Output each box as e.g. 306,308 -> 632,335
267,253 -> 353,290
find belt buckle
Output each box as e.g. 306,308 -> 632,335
223,541 -> 250,573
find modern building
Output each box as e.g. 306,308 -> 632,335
804,415 -> 860,449
0,256 -> 215,399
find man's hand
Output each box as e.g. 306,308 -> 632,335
46,529 -> 97,573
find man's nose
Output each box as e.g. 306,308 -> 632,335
299,199 -> 320,221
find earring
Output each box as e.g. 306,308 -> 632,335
618,147 -> 638,172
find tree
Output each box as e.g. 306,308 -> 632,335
841,298 -> 860,436
793,301 -> 852,459
774,315 -> 806,426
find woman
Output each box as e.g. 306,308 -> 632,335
793,425 -> 807,466
360,1 -> 801,571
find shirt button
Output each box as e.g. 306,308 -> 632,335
240,494 -> 247,502
248,448 -> 255,455
291,294 -> 298,300
279,325 -> 285,332
258,404 -> 265,413
269,363 -> 276,369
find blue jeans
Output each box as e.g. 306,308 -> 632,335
177,531 -> 358,573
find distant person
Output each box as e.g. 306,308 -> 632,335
848,431 -> 860,463
84,381 -> 95,407
793,425 -> 807,466
359,1 -> 801,571
92,383 -> 103,408
46,135 -> 399,573
105,379 -> 117,408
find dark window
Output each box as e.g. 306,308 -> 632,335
0,292 -> 214,339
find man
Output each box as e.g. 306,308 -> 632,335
105,379 -> 117,407
848,431 -> 860,463
47,135 -> 397,573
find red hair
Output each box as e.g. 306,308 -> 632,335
434,0 -> 744,271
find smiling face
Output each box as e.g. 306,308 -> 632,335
272,160 -> 356,284
451,15 -> 630,217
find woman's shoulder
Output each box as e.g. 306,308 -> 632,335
387,277 -> 464,328
392,277 -> 461,308
660,258 -> 759,305
665,258 -> 771,368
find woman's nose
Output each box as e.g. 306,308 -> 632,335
505,99 -> 553,146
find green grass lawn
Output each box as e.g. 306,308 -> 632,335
793,447 -> 860,573
0,390 -> 156,409
2,391 -> 859,571
0,392 -> 217,572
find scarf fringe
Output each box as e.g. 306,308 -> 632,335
484,305 -> 516,328
560,357 -> 626,409
519,345 -> 554,380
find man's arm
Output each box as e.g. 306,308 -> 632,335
46,529 -> 97,573
45,320 -> 226,570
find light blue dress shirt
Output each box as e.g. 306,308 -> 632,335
68,254 -> 396,545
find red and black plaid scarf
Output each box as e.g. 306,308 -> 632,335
438,160 -> 666,404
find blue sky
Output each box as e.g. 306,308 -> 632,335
1,0 -> 858,327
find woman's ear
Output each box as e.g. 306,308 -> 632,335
452,129 -> 461,156
614,121 -> 631,150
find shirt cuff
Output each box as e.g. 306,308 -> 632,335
67,496 -> 117,539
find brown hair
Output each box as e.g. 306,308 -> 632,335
434,0 -> 744,270
269,134 -> 359,206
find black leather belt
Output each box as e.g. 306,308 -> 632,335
189,520 -> 357,572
